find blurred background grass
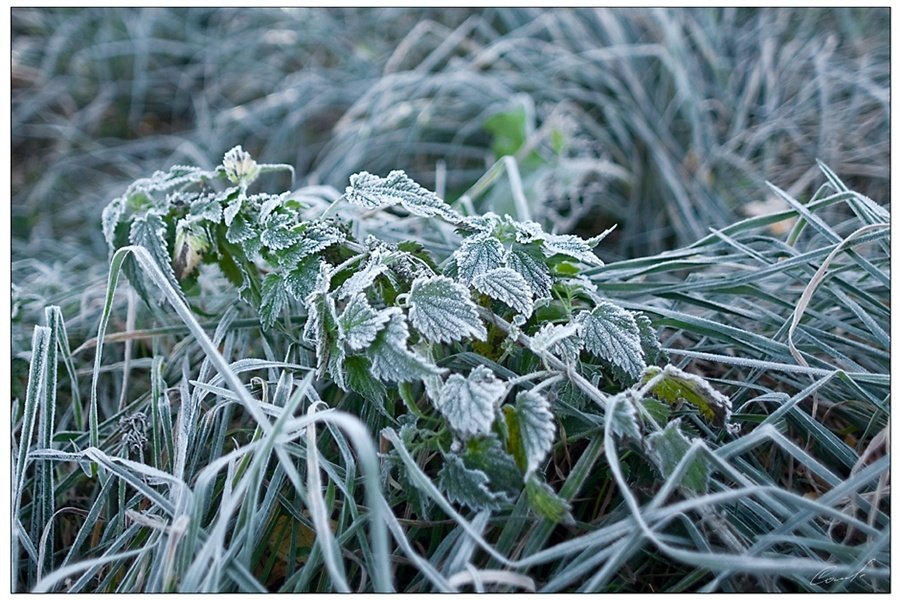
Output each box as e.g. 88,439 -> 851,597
12,7 -> 889,256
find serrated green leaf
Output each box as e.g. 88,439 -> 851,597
647,419 -> 710,494
635,313 -> 665,366
366,311 -> 444,383
641,365 -> 732,428
101,197 -> 124,249
472,267 -> 534,317
454,233 -> 507,284
438,454 -> 507,511
608,391 -> 642,440
530,322 -> 583,364
407,275 -> 486,343
343,170 -> 462,222
506,243 -> 552,298
225,212 -> 255,244
128,212 -> 183,302
524,475 -> 573,524
514,390 -> 556,475
339,293 -> 391,351
436,365 -> 506,438
335,252 -> 388,300
463,435 -> 523,497
222,190 -> 243,226
344,355 -> 387,406
260,213 -> 298,250
577,302 -> 646,383
540,232 -> 604,266
258,273 -> 287,330
283,254 -> 321,301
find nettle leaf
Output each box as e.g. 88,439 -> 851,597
472,267 -> 534,318
463,435 -> 522,497
366,311 -> 444,383
435,365 -> 506,438
513,390 -> 555,475
128,212 -> 183,301
284,255 -> 321,301
225,212 -> 255,244
342,170 -> 462,223
344,355 -> 387,406
259,273 -> 287,329
576,302 -> 646,383
339,293 -> 391,351
336,252 -> 388,300
607,391 -> 641,441
188,192 -> 223,223
524,475 -> 573,524
647,419 -> 710,494
530,323 -> 583,364
641,365 -> 732,428
454,233 -> 506,284
506,243 -> 552,299
438,454 -> 506,511
260,213 -> 298,250
407,276 -> 486,344
635,313 -> 665,366
222,190 -> 244,227
540,232 -> 604,266
101,197 -> 125,248
276,222 -> 345,268
302,265 -> 340,373
128,165 -> 211,196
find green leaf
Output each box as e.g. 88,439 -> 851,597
283,255 -> 322,301
646,419 -> 710,494
513,390 -> 556,475
576,302 -> 646,383
608,391 -> 641,441
335,251 -> 388,300
472,267 -> 534,318
259,272 -> 287,330
260,213 -> 298,250
339,293 -> 391,351
524,475 -> 573,524
225,212 -> 255,244
435,365 -> 506,438
635,313 -> 665,366
530,323 -> 583,364
506,243 -> 552,299
128,212 -> 183,302
407,275 -> 487,344
438,454 -> 507,511
641,365 -> 732,428
540,232 -> 604,266
454,233 -> 507,284
463,435 -> 523,497
344,355 -> 387,406
366,311 -> 445,383
342,170 -> 462,223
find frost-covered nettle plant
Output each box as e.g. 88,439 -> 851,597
103,147 -> 733,521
